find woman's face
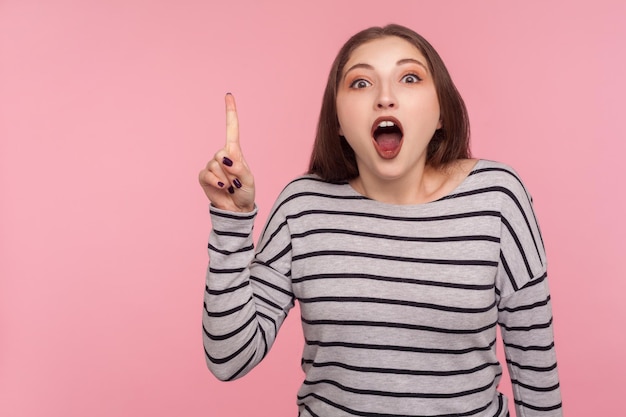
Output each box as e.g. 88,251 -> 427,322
336,36 -> 441,183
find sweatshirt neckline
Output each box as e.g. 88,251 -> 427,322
343,159 -> 485,209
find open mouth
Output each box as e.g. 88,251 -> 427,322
372,117 -> 403,158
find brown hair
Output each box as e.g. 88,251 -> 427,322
308,24 -> 471,182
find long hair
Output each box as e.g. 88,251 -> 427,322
308,24 -> 471,182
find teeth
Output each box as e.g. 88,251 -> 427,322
378,120 -> 396,128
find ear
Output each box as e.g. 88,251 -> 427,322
339,126 -> 344,136
436,119 -> 442,130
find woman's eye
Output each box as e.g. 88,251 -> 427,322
401,74 -> 421,84
350,79 -> 371,89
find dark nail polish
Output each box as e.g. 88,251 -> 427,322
226,92 -> 232,95
233,178 -> 242,188
222,157 -> 233,167
217,181 -> 225,188
228,186 -> 235,194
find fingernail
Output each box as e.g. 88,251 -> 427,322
222,157 -> 233,167
233,178 -> 242,188
226,92 -> 232,95
217,181 -> 225,188
228,186 -> 235,194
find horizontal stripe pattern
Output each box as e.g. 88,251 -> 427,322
204,159 -> 562,416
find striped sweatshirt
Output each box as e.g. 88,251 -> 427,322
203,159 -> 562,417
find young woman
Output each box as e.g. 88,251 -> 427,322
199,24 -> 562,417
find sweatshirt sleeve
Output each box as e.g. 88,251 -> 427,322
202,200 -> 295,382
495,171 -> 563,416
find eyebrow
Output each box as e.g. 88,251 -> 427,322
343,58 -> 429,80
397,58 -> 428,71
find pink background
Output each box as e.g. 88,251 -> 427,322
1,1 -> 624,416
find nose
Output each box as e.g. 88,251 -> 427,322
376,84 -> 396,109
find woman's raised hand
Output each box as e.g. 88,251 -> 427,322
199,94 -> 255,212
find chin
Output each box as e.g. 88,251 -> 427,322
372,166 -> 411,182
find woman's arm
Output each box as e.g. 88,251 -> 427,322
200,94 -> 295,380
494,165 -> 562,416
203,202 -> 295,381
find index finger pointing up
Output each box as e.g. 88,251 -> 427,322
225,93 -> 239,147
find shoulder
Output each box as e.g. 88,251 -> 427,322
269,174 -> 365,215
471,159 -> 523,183
278,174 -> 352,198
469,161 -> 543,241
280,174 -> 337,193
443,159 -> 538,222
469,159 -> 533,200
